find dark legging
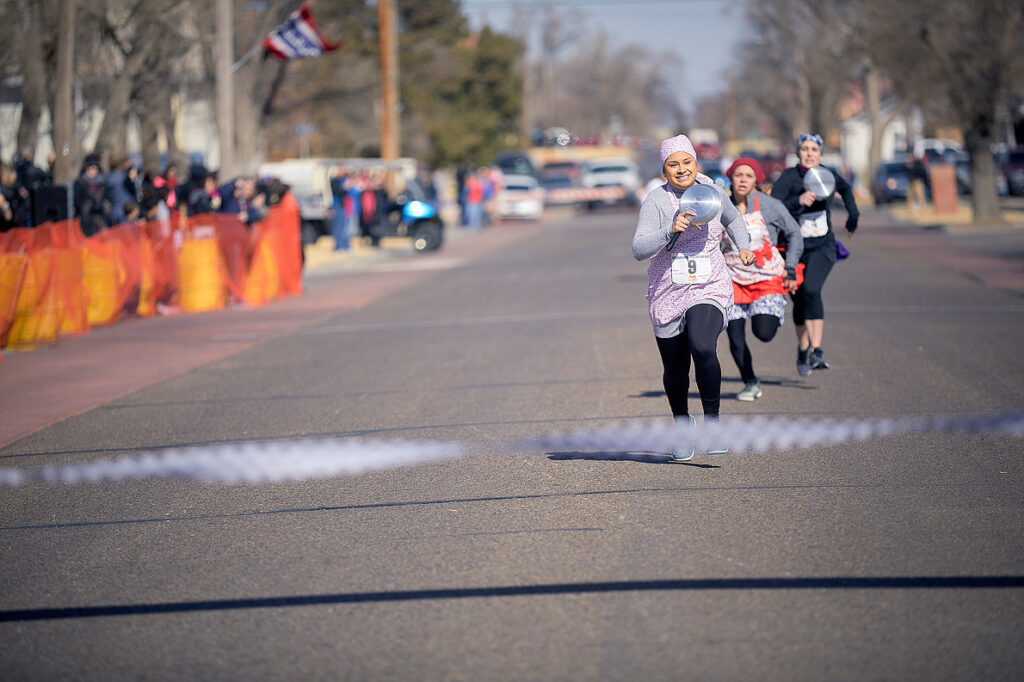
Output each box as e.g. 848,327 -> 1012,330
655,304 -> 724,419
727,314 -> 781,383
791,247 -> 834,325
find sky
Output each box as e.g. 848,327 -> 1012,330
460,0 -> 748,110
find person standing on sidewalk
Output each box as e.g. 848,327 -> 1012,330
905,152 -> 929,214
723,158 -> 804,401
633,134 -> 755,461
772,133 -> 859,376
329,166 -> 351,251
463,171 -> 485,230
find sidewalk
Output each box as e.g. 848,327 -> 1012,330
884,199 -> 1024,233
861,198 -> 1024,298
0,219 -> 545,448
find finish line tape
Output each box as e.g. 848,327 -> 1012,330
1,412 -> 1021,487
0,439 -> 466,487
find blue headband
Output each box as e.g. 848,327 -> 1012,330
797,133 -> 823,152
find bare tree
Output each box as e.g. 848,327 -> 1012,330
82,1 -> 169,161
51,0 -> 75,183
534,4 -> 583,129
187,0 -> 289,174
736,0 -> 851,145
14,1 -> 53,158
530,30 -> 685,141
872,0 -> 1024,222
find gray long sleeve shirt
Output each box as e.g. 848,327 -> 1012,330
632,181 -> 752,336
632,182 -> 750,261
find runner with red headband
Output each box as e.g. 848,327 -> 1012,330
722,158 -> 804,401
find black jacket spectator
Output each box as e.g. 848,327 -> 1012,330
74,160 -> 111,236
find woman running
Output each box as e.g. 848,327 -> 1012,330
722,157 -> 804,401
633,135 -> 754,461
771,133 -> 859,376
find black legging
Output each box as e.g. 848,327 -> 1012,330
727,314 -> 781,383
655,304 -> 724,419
791,247 -> 834,325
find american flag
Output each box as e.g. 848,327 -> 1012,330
262,5 -> 339,61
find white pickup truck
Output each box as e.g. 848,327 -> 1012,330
258,157 -> 419,245
579,157 -> 642,207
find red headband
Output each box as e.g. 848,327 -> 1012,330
726,157 -> 766,186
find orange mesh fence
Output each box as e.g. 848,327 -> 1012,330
0,251 -> 28,351
205,213 -> 252,303
0,197 -> 302,357
56,245 -> 88,337
5,248 -> 59,349
177,237 -> 226,312
244,228 -> 281,306
82,229 -> 130,327
272,193 -> 303,297
142,218 -> 180,314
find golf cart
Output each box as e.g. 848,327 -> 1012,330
384,177 -> 444,253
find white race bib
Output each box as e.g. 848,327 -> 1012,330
671,252 -> 712,285
800,210 -> 829,238
747,222 -> 765,244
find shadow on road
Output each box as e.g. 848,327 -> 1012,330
631,377 -> 818,402
547,451 -> 720,468
4,575 -> 1022,622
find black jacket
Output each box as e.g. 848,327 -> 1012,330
771,165 -> 859,259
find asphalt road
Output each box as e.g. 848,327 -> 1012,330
1,206 -> 1023,681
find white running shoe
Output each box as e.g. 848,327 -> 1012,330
737,381 -> 762,401
668,415 -> 696,462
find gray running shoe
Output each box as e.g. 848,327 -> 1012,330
797,347 -> 813,377
810,347 -> 830,369
669,415 -> 696,462
737,381 -> 762,401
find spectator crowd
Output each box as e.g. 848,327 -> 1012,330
0,149 -> 288,235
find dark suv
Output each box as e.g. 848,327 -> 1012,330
871,161 -> 909,204
1003,148 -> 1024,196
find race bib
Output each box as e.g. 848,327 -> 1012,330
746,221 -> 766,245
671,252 -> 711,285
800,210 -> 829,238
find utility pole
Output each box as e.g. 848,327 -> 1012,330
379,0 -> 399,162
216,0 -> 235,178
52,0 -> 76,184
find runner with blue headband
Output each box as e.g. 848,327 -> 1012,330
771,132 -> 859,376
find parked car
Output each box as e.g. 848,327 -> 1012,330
1003,147 -> 1024,196
539,161 -> 581,184
915,138 -> 963,165
495,173 -> 545,221
871,161 -> 909,205
580,157 -> 642,207
495,151 -> 537,179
